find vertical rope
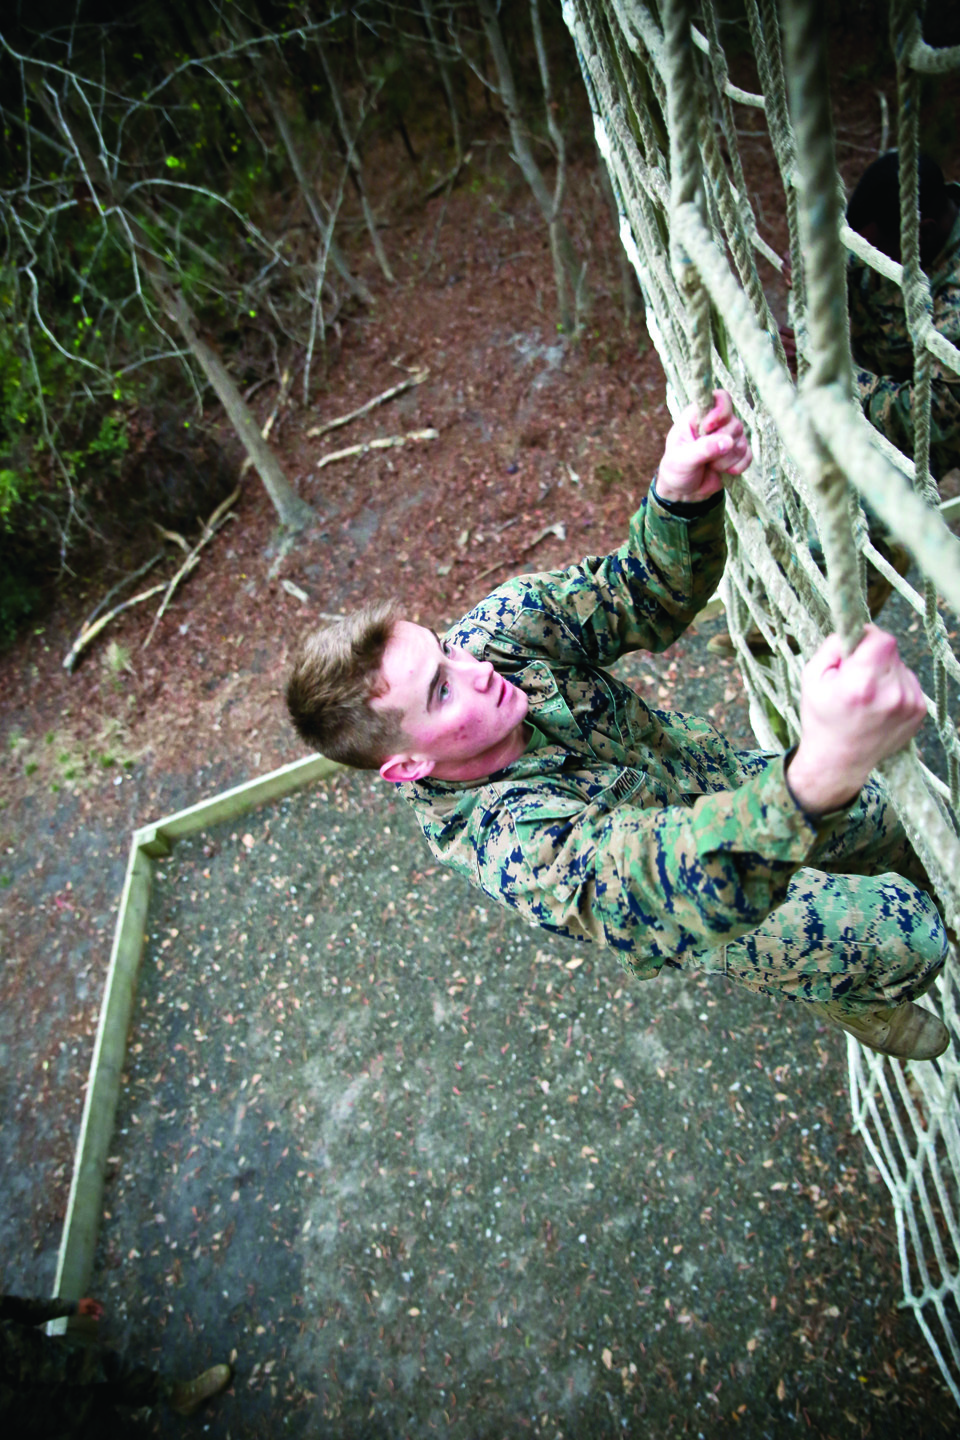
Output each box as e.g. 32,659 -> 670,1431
781,0 -> 867,648
600,0 -> 661,166
662,0 -> 713,417
747,0 -> 807,340
890,0 -> 949,757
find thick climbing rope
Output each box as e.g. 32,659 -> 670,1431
564,0 -> 960,1403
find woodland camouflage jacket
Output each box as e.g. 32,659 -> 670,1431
850,182 -> 960,478
401,490 -> 836,979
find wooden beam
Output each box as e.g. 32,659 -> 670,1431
141,753 -> 342,846
54,839 -> 154,1300
52,750 -> 342,1306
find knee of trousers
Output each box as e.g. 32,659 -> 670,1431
706,881 -> 949,1008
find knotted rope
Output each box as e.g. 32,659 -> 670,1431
564,0 -> 960,1403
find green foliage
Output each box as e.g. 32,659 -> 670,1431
0,567 -> 43,650
0,259 -> 135,523
0,0 -> 597,650
0,470 -> 20,521
0,261 -> 136,646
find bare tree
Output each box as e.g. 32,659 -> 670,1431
316,36 -> 396,283
473,0 -> 588,333
220,4 -> 374,308
421,0 -> 463,167
1,20 -> 318,534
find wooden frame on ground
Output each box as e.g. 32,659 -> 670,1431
51,752 -> 340,1313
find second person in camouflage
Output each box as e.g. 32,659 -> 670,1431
847,150 -> 960,480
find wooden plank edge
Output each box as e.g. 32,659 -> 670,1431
145,752 -> 342,845
52,838 -> 154,1310
51,751 -> 341,1316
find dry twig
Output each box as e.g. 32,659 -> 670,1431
153,524 -> 191,554
315,427 -> 438,470
62,375 -> 290,664
66,549 -> 166,659
142,486 -> 241,649
63,578 -> 168,672
521,521 -> 566,552
306,368 -> 429,439
473,522 -> 568,584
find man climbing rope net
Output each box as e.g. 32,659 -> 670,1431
287,390 -> 949,1062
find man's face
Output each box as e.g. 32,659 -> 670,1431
372,620 -> 530,783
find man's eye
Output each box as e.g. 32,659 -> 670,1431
441,639 -> 452,656
438,680 -> 450,702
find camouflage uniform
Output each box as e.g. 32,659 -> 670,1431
401,490 -> 946,1010
850,182 -> 960,478
0,1292 -> 160,1437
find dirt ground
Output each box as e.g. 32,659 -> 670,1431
89,749 -> 953,1440
2,17 -> 960,1438
0,140 -> 677,1296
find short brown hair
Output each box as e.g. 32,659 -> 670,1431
285,601 -> 406,769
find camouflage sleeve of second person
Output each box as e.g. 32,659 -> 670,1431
471,752 -> 832,979
0,1294 -> 77,1327
849,248 -> 960,478
854,361 -> 960,480
453,489 -> 727,670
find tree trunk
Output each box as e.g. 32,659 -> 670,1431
149,274 -> 314,533
421,0 -> 463,164
317,39 -> 395,284
477,0 -> 585,332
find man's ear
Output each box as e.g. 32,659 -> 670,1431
379,752 -> 435,784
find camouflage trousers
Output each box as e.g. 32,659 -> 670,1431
701,773 -> 948,1012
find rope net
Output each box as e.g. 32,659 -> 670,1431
563,0 -> 960,1402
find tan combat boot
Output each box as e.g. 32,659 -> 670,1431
811,999 -> 949,1061
168,1362 -> 232,1416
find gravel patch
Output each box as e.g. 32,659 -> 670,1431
91,742 -> 953,1437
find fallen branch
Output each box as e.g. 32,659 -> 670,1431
69,550 -> 166,645
473,522 -> 568,585
240,367 -> 292,477
142,485 -> 241,649
424,154 -> 468,202
63,579 -> 169,673
520,521 -> 566,552
307,368 -> 429,439
63,375 -> 287,671
153,523 -> 191,554
315,427 -> 438,471
474,558 -> 513,584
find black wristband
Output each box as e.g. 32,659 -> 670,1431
650,472 -> 725,518
783,746 -> 859,825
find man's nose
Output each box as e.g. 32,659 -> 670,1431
471,659 -> 495,689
